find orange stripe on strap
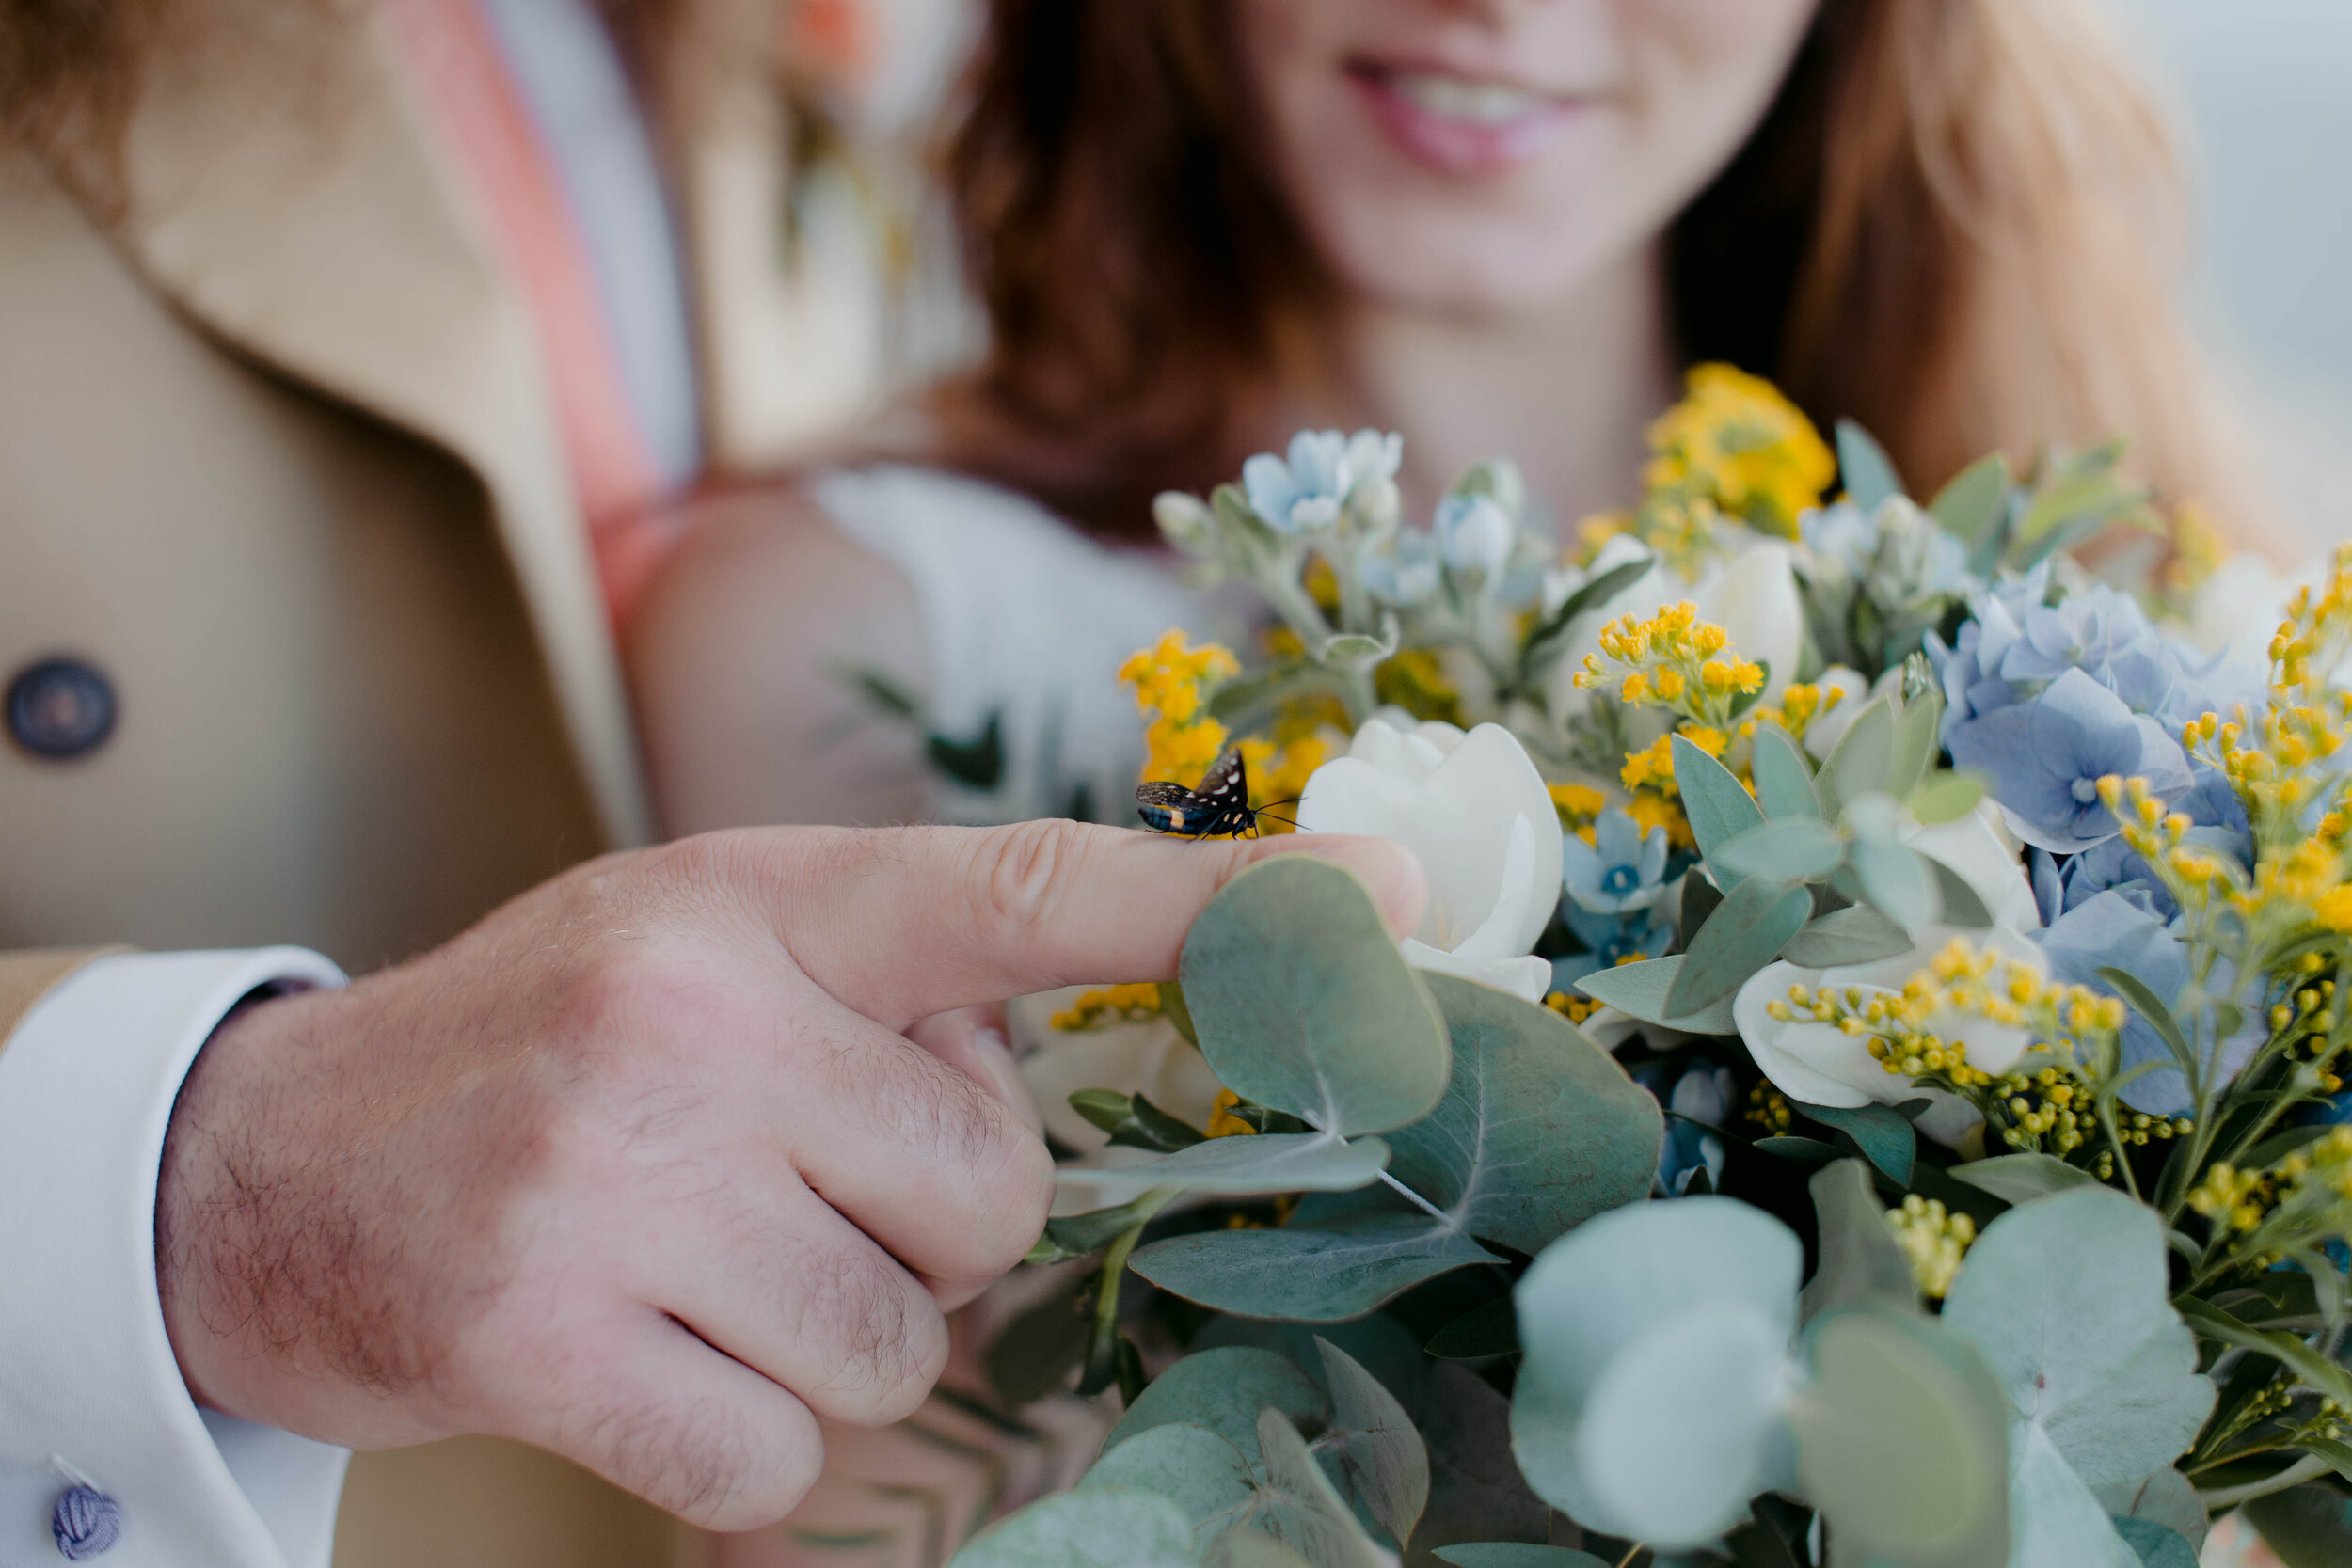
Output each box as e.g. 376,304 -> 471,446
382,0 -> 669,628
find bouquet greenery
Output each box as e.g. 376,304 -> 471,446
954,369 -> 2352,1568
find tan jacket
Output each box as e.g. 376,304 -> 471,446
0,7 -> 1030,1564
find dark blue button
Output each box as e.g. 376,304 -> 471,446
8,657 -> 117,761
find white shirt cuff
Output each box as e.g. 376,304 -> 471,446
0,949 -> 352,1568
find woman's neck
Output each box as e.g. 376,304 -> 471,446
1321,245 -> 1678,540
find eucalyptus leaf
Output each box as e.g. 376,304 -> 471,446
1391,975 -> 1663,1255
1791,1308 -> 2010,1568
1318,1338 -> 1431,1545
1941,1188 -> 2216,1489
2111,1518 -> 2197,1568
946,1485 -> 1200,1568
1511,1200 -> 1803,1544
1202,1528 -> 1317,1568
1749,722 -> 1822,820
1676,872 -> 1724,951
1779,904 -> 1914,967
2242,1484 -> 2352,1568
1801,1158 -> 1919,1321
1925,854 -> 1994,928
2172,1296 -> 2352,1407
2096,1465 -> 2207,1553
1104,1347 -> 1328,1468
1836,420 -> 1906,513
1255,1407 -> 1392,1568
1434,1549 -> 1608,1567
1413,1364 -> 1553,1563
1821,697 -> 1895,817
1793,1101 -> 1916,1185
1081,1422 -> 1258,1548
1180,857 -> 1452,1137
1318,628 -> 1400,673
1424,1297 -> 1518,1360
1132,1212 -> 1502,1323
1907,771 -> 1985,826
1947,1152 -> 2096,1207
2096,966 -> 2197,1078
1673,735 -> 1765,879
1522,557 -> 1654,678
1994,1417 -> 2137,1567
1664,876 -> 1812,1018
1568,955 -> 1738,1035
1070,1088 -> 1208,1152
1756,1135 -> 1844,1164
1160,981 -> 1200,1047
1888,689 -> 1945,801
1072,1134 -> 1392,1202
1709,816 -> 1844,883
1853,837 -> 1938,930
1928,453 -> 2011,547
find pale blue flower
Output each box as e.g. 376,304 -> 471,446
1802,498 -> 1975,608
2035,891 -> 2265,1115
1361,529 -> 1440,607
1433,493 -> 1516,577
1241,429 -> 1400,534
1555,905 -> 1677,986
1562,808 -> 1670,916
1633,1062 -> 1733,1196
1945,667 -> 2192,852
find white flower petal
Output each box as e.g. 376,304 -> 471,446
1401,940 -> 1553,1003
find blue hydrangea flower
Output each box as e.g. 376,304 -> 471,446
1632,1062 -> 1733,1196
1362,529 -> 1441,607
2035,891 -> 2265,1115
1241,429 -> 1401,534
1945,667 -> 2192,852
1433,493 -> 1516,577
1562,808 -> 1670,916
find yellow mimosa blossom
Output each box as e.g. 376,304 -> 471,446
1050,983 -> 1166,1032
1575,600 -> 1764,731
1886,1196 -> 1977,1299
1122,629 -> 1241,787
1204,1088 -> 1257,1138
1626,791 -> 1692,850
1374,646 -> 1465,727
1642,362 -> 1836,539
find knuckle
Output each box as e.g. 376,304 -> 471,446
789,1248 -> 947,1424
968,818 -> 1096,945
589,1389 -> 818,1528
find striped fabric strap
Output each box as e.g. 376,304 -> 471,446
380,0 -> 689,628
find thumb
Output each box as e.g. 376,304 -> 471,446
751,822 -> 1425,1030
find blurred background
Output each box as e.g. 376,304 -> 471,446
787,0 -> 2352,546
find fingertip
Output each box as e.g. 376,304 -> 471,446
1262,835 -> 1427,939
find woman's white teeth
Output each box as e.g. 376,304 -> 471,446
1391,71 -> 1555,126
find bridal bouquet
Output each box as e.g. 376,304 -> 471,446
955,370 -> 2352,1568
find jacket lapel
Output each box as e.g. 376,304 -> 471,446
106,4 -> 653,847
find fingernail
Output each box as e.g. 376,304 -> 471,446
1292,838 -> 1428,938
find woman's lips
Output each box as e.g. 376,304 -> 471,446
1347,63 -> 1589,176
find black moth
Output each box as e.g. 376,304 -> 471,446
1136,750 -> 1295,838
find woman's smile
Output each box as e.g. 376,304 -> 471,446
1345,58 -> 1603,175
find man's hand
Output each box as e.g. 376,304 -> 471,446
154,822 -> 1422,1528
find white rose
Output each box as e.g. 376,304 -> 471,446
1298,719 -> 1564,1002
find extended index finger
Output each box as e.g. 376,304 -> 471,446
746,821 -> 1426,1030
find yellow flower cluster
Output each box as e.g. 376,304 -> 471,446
1204,1088 -> 1257,1139
1575,601 -> 1765,729
1740,681 -> 1836,745
1545,990 -> 1602,1025
2162,499 -> 2227,597
1121,630 -> 1241,787
1374,647 -> 1466,727
1049,983 -> 1164,1032
1746,1083 -> 1793,1135
2188,1161 -> 2280,1234
1642,363 -> 1836,540
2269,543 -> 2352,693
1235,733 -> 1332,836
1768,983 -> 1991,1089
2189,1128 -> 2352,1265
1885,1195 -> 1977,1299
1549,783 -> 1608,845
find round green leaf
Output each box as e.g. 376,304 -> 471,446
1940,1188 -> 2215,1489
1072,1133 -> 1391,1201
1389,975 -> 1662,1256
1710,816 -> 1844,882
946,1485 -> 1199,1568
1255,1407 -> 1391,1568
1569,1298 -> 1797,1545
1316,1337 -> 1430,1545
1131,1212 -> 1502,1323
1081,1422 -> 1257,1542
1791,1309 -> 2010,1568
1180,858 -> 1451,1137
1104,1347 -> 1327,1468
